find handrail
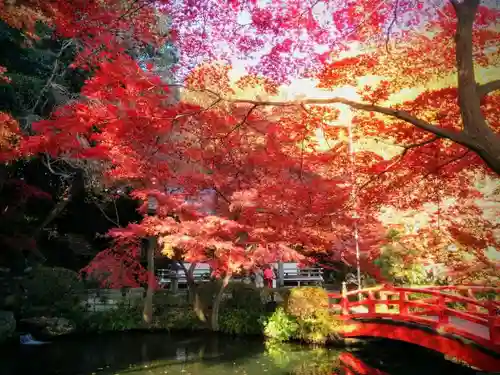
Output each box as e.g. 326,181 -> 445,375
330,286 -> 499,308
328,285 -> 500,349
330,284 -> 500,294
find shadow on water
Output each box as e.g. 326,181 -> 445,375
348,339 -> 485,375
1,331 -> 267,375
0,332 -> 488,375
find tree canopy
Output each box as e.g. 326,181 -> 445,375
0,0 -> 498,285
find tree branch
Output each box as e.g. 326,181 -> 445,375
176,83 -> 500,173
385,0 -> 400,54
359,137 -> 439,191
92,198 -> 121,227
477,80 -> 500,98
229,96 -> 473,148
422,150 -> 471,179
30,39 -> 73,114
174,84 -> 465,144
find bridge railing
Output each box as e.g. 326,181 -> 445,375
328,285 -> 500,348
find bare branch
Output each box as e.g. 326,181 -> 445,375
31,39 -> 73,114
422,150 -> 471,179
93,198 -> 121,227
113,199 -> 121,226
175,83 -> 481,160
385,0 -> 400,54
477,80 -> 500,98
229,96 -> 473,147
222,104 -> 258,138
213,186 -> 231,204
359,137 -> 440,191
175,83 -> 500,172
42,154 -> 74,179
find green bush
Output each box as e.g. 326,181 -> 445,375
20,266 -> 84,318
195,280 -> 264,313
195,280 -> 221,309
79,302 -> 143,332
262,307 -> 299,341
218,308 -> 265,335
264,287 -> 342,344
223,282 -> 263,312
195,280 -> 265,333
475,291 -> 498,301
0,311 -> 16,343
294,311 -> 341,344
153,307 -> 206,331
153,290 -> 189,312
284,287 -> 329,319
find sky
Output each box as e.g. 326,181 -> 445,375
171,0 -> 500,262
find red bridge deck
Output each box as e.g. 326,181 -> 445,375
328,285 -> 500,372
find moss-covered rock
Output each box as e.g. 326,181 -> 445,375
0,310 -> 16,343
20,316 -> 75,337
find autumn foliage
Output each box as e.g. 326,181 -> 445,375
0,0 -> 498,286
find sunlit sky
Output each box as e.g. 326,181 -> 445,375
176,4 -> 500,261
226,59 -> 500,262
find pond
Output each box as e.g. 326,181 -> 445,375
0,332 -> 482,375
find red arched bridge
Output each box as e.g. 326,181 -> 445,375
328,285 -> 500,372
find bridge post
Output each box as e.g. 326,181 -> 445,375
437,295 -> 449,324
488,301 -> 500,345
466,288 -> 479,313
341,281 -> 349,315
378,290 -> 388,313
399,291 -> 408,315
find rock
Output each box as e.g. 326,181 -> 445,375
20,316 -> 75,337
0,310 -> 16,343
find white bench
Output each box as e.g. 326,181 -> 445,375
280,263 -> 324,287
157,263 -> 211,289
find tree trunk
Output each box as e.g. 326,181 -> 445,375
142,236 -> 156,325
32,184 -> 73,239
27,182 -> 74,262
180,262 -> 209,323
210,274 -> 231,332
452,0 -> 500,174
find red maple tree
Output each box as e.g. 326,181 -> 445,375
1,0 -> 498,293
160,0 -> 499,282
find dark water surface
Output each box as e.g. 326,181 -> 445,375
0,332 -> 482,375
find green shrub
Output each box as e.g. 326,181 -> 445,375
196,280 -> 264,312
218,308 -> 265,335
264,287 -> 342,344
195,280 -> 221,309
20,266 -> 84,318
153,307 -> 206,331
223,282 -> 263,312
0,311 -> 16,343
262,307 -> 299,342
284,287 -> 329,319
75,301 -> 206,333
195,280 -> 265,333
79,302 -> 143,332
294,310 -> 341,344
153,290 -> 189,312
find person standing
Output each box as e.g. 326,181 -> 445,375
254,268 -> 264,288
263,265 -> 275,289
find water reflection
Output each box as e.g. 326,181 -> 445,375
0,332 -> 480,375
